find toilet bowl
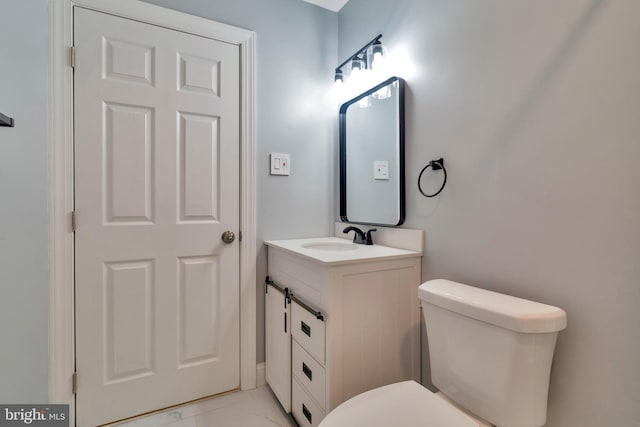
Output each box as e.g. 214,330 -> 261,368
319,279 -> 567,427
319,380 -> 488,427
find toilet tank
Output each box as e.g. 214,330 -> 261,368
419,280 -> 567,427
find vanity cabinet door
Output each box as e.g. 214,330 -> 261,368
265,284 -> 291,412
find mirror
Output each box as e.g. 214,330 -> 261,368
339,76 -> 405,226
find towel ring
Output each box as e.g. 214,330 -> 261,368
418,158 -> 447,198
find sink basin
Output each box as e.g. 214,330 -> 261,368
301,242 -> 358,252
265,237 -> 422,265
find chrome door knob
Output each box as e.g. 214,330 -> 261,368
221,230 -> 235,244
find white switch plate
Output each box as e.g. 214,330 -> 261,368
270,153 -> 290,176
374,160 -> 389,180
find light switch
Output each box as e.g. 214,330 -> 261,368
374,160 -> 389,180
270,153 -> 291,176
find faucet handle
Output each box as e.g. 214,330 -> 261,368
343,226 -> 366,244
365,228 -> 377,245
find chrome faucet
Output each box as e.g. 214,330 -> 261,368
343,226 -> 377,245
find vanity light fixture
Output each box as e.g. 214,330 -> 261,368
333,34 -> 386,102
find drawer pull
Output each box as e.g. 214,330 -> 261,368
301,321 -> 311,337
302,404 -> 312,423
302,362 -> 313,381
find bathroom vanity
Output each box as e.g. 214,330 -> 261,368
265,234 -> 422,427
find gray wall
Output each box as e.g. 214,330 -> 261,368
0,0 -> 50,403
339,0 -> 640,426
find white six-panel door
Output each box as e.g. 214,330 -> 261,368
74,7 -> 240,426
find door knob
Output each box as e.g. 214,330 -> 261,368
221,230 -> 235,244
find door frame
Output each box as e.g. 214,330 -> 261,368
48,0 -> 257,420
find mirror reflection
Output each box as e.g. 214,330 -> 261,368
339,77 -> 405,226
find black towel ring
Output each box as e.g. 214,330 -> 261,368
418,158 -> 447,198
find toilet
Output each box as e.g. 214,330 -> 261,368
319,279 -> 567,427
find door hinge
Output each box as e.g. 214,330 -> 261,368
72,372 -> 77,394
70,46 -> 76,69
71,210 -> 77,232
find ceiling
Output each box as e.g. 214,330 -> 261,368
302,0 -> 350,12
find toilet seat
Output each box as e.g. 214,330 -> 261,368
318,381 -> 481,427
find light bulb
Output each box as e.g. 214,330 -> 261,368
331,79 -> 345,103
372,52 -> 384,70
350,57 -> 364,78
368,40 -> 387,71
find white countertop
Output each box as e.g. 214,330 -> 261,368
264,237 -> 422,266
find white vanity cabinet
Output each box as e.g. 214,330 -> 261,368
265,237 -> 422,426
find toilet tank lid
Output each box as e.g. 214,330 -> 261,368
419,280 -> 567,333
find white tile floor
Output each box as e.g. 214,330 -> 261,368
112,386 -> 296,427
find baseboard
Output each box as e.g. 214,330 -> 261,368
256,362 -> 266,387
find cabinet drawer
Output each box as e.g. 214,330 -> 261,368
292,377 -> 325,427
292,338 -> 326,410
292,301 -> 325,364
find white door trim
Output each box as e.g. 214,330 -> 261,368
48,0 -> 257,419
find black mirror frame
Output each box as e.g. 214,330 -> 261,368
339,76 -> 406,227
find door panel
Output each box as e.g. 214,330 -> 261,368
179,113 -> 219,221
74,7 -> 240,426
104,259 -> 155,383
104,102 -> 154,223
177,255 -> 221,367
